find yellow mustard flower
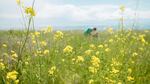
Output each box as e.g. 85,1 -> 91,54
15,79 -> 19,84
88,79 -> 94,84
63,45 -> 73,53
25,62 -> 29,65
105,48 -> 111,52
62,59 -> 65,62
107,27 -> 113,34
84,50 -> 93,55
111,58 -> 122,66
34,31 -> 40,37
88,66 -> 98,74
76,56 -> 84,63
54,31 -> 64,40
96,51 -> 100,55
111,67 -> 119,74
40,41 -> 47,46
48,66 -> 56,75
2,44 -> 7,47
11,53 -> 18,58
0,62 -> 5,70
6,70 -> 18,80
98,44 -> 103,48
43,26 -> 53,34
25,7 -> 36,16
128,68 -> 132,73
132,52 -> 138,57
32,40 -> 36,44
11,51 -> 18,60
118,82 -> 122,84
109,39 -> 113,43
16,0 -> 20,5
91,56 -> 100,68
89,44 -> 96,49
43,50 -> 49,55
46,26 -> 52,33
127,76 -> 134,81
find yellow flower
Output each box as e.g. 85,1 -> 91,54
15,79 -> 19,84
72,58 -> 76,63
104,44 -> 108,47
88,79 -> 94,84
132,52 -> 138,57
48,66 -> 56,75
2,44 -> 7,47
96,51 -> 100,55
54,31 -> 64,40
25,7 -> 36,16
88,66 -> 98,74
43,50 -> 49,55
25,62 -> 29,65
131,61 -> 135,64
40,41 -> 47,46
6,70 -> 18,80
120,5 -> 125,12
128,68 -> 132,73
43,26 -> 53,34
84,50 -> 93,55
109,39 -> 113,43
11,51 -> 18,60
37,50 -> 42,54
111,67 -> 119,74
16,0 -> 20,5
107,27 -> 113,34
76,56 -> 84,63
11,50 -> 15,53
91,56 -> 100,68
139,47 -> 144,51
105,48 -> 111,52
111,58 -> 122,66
127,76 -> 134,81
34,31 -> 40,37
63,45 -> 73,53
32,40 -> 36,44
118,82 -> 122,84
47,26 -> 52,33
0,62 -> 5,70
98,44 -> 103,48
12,53 -> 18,58
62,59 -> 65,62
89,44 -> 96,49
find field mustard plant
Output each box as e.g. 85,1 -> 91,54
54,31 -> 64,40
63,45 -> 73,53
6,70 -> 18,80
25,7 -> 36,16
48,66 -> 57,76
0,62 -> 5,70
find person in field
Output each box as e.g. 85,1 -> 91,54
84,27 -> 98,37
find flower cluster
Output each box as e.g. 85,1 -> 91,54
25,7 -> 36,16
63,45 -> 73,53
54,31 -> 64,40
6,70 -> 19,84
89,56 -> 100,74
0,62 -> 5,70
48,66 -> 57,76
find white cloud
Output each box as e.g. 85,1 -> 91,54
35,0 -> 150,22
0,0 -> 150,22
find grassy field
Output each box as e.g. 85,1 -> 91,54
0,29 -> 150,84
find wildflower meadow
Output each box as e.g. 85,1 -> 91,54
0,0 -> 150,84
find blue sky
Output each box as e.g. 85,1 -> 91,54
0,0 -> 150,29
